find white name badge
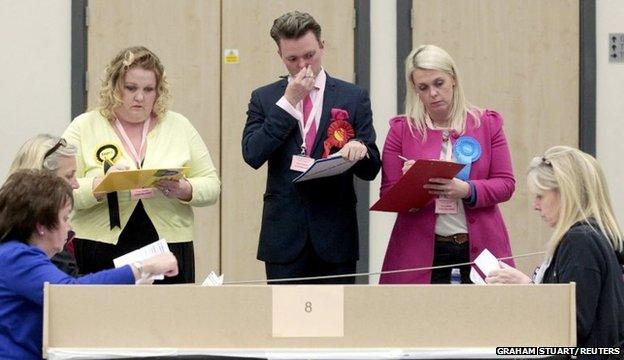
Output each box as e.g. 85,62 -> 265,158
290,155 -> 315,172
131,188 -> 156,200
435,197 -> 458,214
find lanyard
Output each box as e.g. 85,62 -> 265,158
298,86 -> 324,154
114,116 -> 151,168
441,129 -> 452,161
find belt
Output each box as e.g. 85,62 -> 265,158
435,233 -> 469,245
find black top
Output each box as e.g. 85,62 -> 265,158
543,220 -> 624,354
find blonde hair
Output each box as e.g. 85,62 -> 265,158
527,146 -> 623,256
8,134 -> 76,175
98,46 -> 171,121
404,45 -> 480,138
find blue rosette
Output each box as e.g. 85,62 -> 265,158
453,136 -> 482,180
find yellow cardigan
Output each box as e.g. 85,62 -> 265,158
63,110 -> 221,245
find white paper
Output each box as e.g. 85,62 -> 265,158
293,154 -> 356,182
470,249 -> 501,284
113,239 -> 170,280
201,271 -> 224,286
469,267 -> 486,284
474,248 -> 500,276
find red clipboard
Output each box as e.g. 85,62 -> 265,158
370,159 -> 465,213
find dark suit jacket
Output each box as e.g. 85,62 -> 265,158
242,73 -> 381,264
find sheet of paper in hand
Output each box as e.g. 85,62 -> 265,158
293,154 -> 355,182
94,167 -> 188,193
113,239 -> 170,281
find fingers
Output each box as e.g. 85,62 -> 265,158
423,182 -> 450,197
294,66 -> 307,81
143,252 -> 179,277
285,67 -> 314,106
485,266 -> 532,285
155,179 -> 180,197
424,178 -> 469,198
108,165 -> 129,172
338,141 -> 367,161
428,177 -> 452,184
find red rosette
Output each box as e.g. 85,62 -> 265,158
323,119 -> 355,158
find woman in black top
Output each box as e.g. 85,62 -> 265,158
487,146 -> 624,354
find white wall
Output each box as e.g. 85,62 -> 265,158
0,0 -> 71,179
369,0 -> 397,283
596,1 -> 624,230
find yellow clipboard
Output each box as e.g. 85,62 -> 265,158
93,167 -> 189,193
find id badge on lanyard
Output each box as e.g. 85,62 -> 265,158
115,117 -> 155,199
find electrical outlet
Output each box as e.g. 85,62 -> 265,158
609,33 -> 624,63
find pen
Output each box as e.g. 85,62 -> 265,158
397,155 -> 409,162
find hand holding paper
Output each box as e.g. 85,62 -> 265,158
370,159 -> 464,212
293,153 -> 356,182
113,240 -> 178,284
469,249 -> 501,284
338,140 -> 367,161
93,167 -> 188,193
140,252 -> 179,278
485,261 -> 532,284
154,178 -> 192,201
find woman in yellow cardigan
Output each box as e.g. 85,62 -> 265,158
63,46 -> 220,283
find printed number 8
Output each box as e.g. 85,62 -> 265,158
305,301 -> 312,313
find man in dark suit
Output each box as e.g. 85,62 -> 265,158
242,11 -> 381,284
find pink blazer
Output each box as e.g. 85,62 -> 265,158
379,110 -> 515,284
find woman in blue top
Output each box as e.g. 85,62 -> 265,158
0,169 -> 178,359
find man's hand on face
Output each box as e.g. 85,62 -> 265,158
284,65 -> 315,107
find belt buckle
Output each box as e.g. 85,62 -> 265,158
452,235 -> 463,245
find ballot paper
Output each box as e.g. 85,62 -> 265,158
469,249 -> 501,284
293,154 -> 355,182
113,239 -> 170,281
201,271 -> 224,286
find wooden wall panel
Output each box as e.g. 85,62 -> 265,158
221,0 -> 355,282
87,0 -> 221,283
411,0 -> 579,273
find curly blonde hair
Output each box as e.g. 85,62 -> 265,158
98,46 -> 171,120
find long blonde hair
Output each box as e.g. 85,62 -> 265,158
98,46 -> 171,121
404,45 -> 480,138
527,146 -> 623,256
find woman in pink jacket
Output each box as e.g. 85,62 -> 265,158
379,45 -> 515,284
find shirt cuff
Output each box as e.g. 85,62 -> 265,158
463,180 -> 477,206
276,96 -> 302,121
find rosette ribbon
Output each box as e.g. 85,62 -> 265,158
453,136 -> 481,180
322,108 -> 355,158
